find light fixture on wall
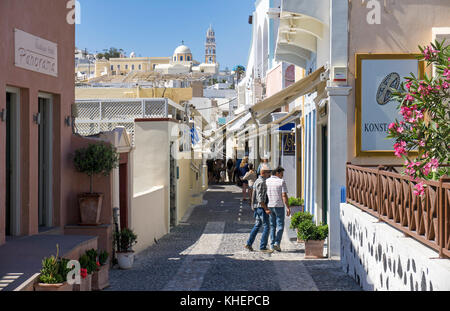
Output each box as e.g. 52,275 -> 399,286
0,108 -> 6,122
33,113 -> 41,125
65,116 -> 72,127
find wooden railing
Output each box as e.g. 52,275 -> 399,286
346,163 -> 450,259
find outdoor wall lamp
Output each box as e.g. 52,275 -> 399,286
0,108 -> 6,122
33,113 -> 41,125
65,116 -> 72,127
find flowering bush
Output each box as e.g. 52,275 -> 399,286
387,40 -> 450,196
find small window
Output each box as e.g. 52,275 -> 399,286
174,56 -> 177,61
132,64 -> 135,70
180,56 -> 183,61
125,64 -> 128,70
138,64 -> 142,70
110,65 -> 114,70
187,56 -> 191,61
117,65 -> 121,70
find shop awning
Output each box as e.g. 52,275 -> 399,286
227,112 -> 253,133
271,106 -> 302,127
205,111 -> 247,139
249,66 -> 326,120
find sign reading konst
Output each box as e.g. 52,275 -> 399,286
355,54 -> 423,156
14,29 -> 58,77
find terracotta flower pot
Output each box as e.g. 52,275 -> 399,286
34,282 -> 73,292
73,273 -> 92,291
92,265 -> 110,291
78,193 -> 103,225
304,240 -> 325,259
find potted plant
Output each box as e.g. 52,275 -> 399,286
92,250 -> 110,291
114,228 -> 138,270
34,245 -> 73,291
74,252 -> 97,291
296,213 -> 329,259
290,211 -> 313,243
73,143 -> 119,225
288,197 -> 304,215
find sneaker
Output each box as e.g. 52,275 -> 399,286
260,248 -> 274,253
272,245 -> 282,252
244,245 -> 254,252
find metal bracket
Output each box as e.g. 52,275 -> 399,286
0,108 -> 6,122
33,113 -> 41,125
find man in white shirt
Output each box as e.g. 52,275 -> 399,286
266,166 -> 291,252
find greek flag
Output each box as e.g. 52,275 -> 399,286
191,126 -> 200,145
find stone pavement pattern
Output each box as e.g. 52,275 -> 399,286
108,185 -> 361,291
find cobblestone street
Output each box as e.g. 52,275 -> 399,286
108,185 -> 361,291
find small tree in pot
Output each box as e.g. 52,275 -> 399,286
114,228 -> 137,270
296,212 -> 328,259
73,143 -> 119,225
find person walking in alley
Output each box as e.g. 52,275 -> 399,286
242,164 -> 257,206
238,157 -> 250,201
245,165 -> 273,253
266,166 -> 291,252
257,158 -> 269,177
226,158 -> 234,184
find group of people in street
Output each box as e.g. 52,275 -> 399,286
245,165 -> 291,253
207,157 -> 291,253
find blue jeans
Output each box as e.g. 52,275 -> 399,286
247,208 -> 270,250
269,207 -> 285,247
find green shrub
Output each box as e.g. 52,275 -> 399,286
114,228 -> 138,253
288,197 -> 304,206
39,245 -> 73,284
98,250 -> 109,266
297,218 -> 329,241
79,253 -> 97,275
73,143 -> 119,193
290,211 -> 313,230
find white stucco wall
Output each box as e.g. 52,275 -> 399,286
341,203 -> 450,291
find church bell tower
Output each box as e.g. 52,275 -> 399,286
205,25 -> 216,64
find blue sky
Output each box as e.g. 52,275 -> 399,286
76,0 -> 255,70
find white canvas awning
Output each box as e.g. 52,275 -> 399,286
227,112 -> 253,133
249,66 -> 326,120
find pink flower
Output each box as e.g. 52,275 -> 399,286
405,94 -> 415,101
413,182 -> 425,196
389,122 -> 397,130
430,158 -> 439,170
394,141 -> 407,158
396,127 -> 404,133
419,141 -> 425,147
442,81 -> 449,89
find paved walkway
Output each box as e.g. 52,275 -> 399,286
108,185 -> 361,291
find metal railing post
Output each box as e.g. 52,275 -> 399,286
377,165 -> 384,221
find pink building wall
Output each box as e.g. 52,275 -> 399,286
0,0 -> 110,246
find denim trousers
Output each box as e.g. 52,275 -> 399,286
269,207 -> 285,247
247,208 -> 270,250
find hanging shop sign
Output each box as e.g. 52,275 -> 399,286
14,29 -> 58,77
282,132 -> 296,156
355,54 -> 424,157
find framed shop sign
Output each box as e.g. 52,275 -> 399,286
355,54 -> 425,157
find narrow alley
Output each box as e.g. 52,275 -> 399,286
107,185 -> 361,291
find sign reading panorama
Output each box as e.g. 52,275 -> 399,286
14,29 -> 58,77
361,58 -> 419,151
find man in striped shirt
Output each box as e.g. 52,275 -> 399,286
266,166 -> 291,252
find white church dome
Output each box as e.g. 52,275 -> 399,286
174,45 -> 192,55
